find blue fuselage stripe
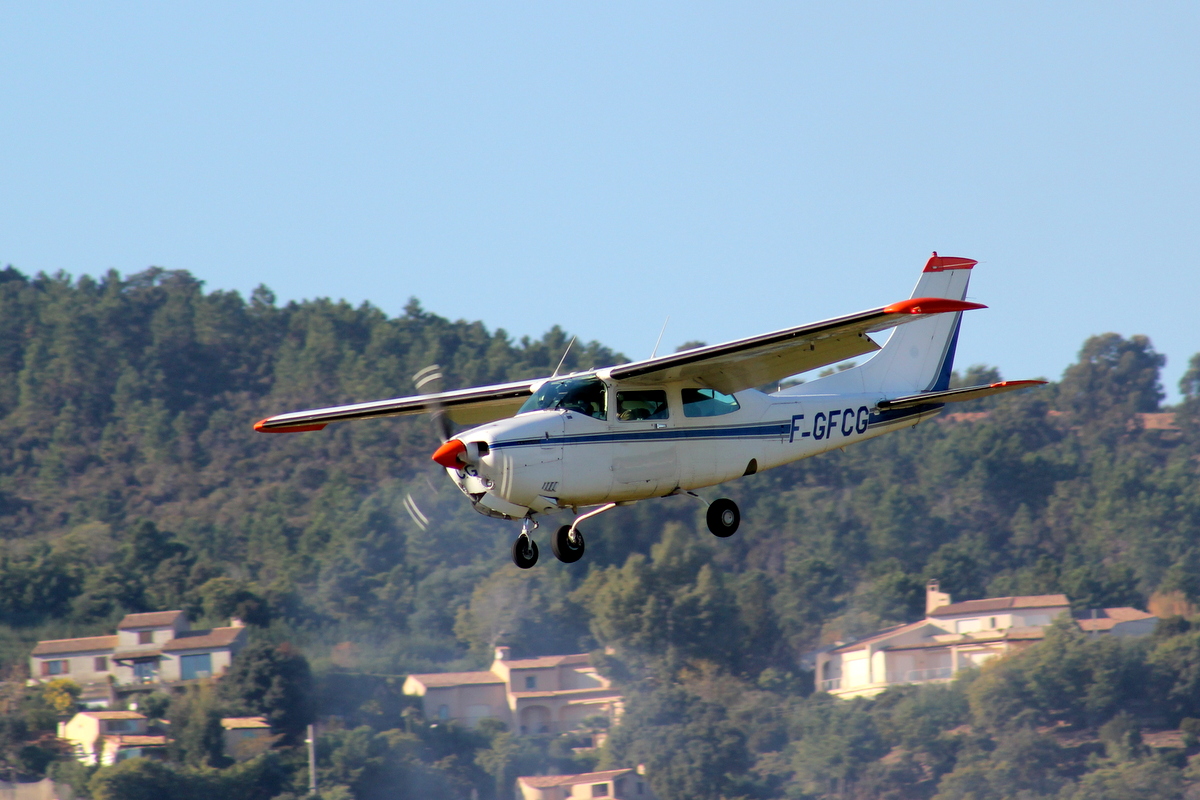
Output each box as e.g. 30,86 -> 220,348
489,407 -> 935,450
492,422 -> 789,449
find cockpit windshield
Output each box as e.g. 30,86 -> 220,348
518,376 -> 608,421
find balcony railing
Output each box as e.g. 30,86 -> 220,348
885,667 -> 953,684
819,678 -> 842,691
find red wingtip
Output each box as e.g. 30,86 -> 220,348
924,254 -> 978,273
432,439 -> 467,469
883,297 -> 988,315
254,418 -> 328,433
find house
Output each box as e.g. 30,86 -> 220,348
517,767 -> 654,800
815,581 -> 1157,699
58,711 -> 168,766
403,647 -> 624,734
221,716 -> 276,761
30,610 -> 248,701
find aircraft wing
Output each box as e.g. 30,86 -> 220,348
876,380 -> 1048,410
607,297 -> 986,395
255,378 -> 537,433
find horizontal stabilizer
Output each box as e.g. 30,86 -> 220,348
876,380 -> 1047,411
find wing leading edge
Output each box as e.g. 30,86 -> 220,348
254,379 -> 537,433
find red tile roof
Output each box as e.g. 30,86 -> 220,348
928,595 -> 1069,617
221,716 -> 270,730
830,621 -> 938,654
1076,607 -> 1155,631
161,626 -> 245,652
109,735 -> 168,746
119,611 -> 185,630
80,711 -> 146,720
519,768 -> 633,788
31,635 -> 118,656
406,670 -> 503,687
111,649 -> 163,661
504,653 -> 592,669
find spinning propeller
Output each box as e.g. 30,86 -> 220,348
405,364 -> 456,530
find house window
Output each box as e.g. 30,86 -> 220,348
138,631 -> 154,645
94,656 -> 108,672
438,705 -> 450,721
133,660 -> 157,682
180,653 -> 213,680
41,659 -> 69,676
591,783 -> 610,797
525,676 -> 537,690
107,719 -> 137,733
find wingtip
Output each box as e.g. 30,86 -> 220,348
254,418 -> 328,433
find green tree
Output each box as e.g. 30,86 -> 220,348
605,686 -> 749,800
220,642 -> 314,741
1059,333 -> 1165,423
169,682 -> 228,767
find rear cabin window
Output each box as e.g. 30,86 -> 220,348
616,390 -> 669,421
681,388 -> 740,417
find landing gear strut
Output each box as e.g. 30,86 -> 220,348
552,503 -> 616,564
512,518 -> 540,569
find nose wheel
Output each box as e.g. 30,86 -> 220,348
512,533 -> 539,569
706,498 -> 740,538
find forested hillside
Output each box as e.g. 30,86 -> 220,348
2,264 -> 1200,799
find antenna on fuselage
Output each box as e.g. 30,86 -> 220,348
551,336 -> 576,378
650,316 -> 670,359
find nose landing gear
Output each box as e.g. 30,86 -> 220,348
512,517 -> 539,569
512,534 -> 539,569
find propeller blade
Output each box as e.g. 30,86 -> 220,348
413,364 -> 454,442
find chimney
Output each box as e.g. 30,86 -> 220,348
926,580 -> 951,616
494,646 -> 511,663
229,617 -> 245,628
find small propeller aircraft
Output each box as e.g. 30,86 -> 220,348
256,254 -> 1043,568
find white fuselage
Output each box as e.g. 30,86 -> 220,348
445,380 -> 940,521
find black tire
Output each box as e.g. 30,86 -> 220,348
512,535 -> 539,569
706,498 -> 740,538
551,524 -> 585,563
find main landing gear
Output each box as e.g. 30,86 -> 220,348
706,498 -> 740,538
685,492 -> 741,538
552,524 -> 585,563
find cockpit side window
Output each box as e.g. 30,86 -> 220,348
681,388 -> 740,417
616,390 -> 669,421
518,377 -> 608,421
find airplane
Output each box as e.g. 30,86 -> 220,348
255,253 -> 1044,569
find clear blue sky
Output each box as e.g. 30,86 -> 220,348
2,4 -> 1196,399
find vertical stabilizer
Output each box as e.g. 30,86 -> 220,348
789,253 -> 976,396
